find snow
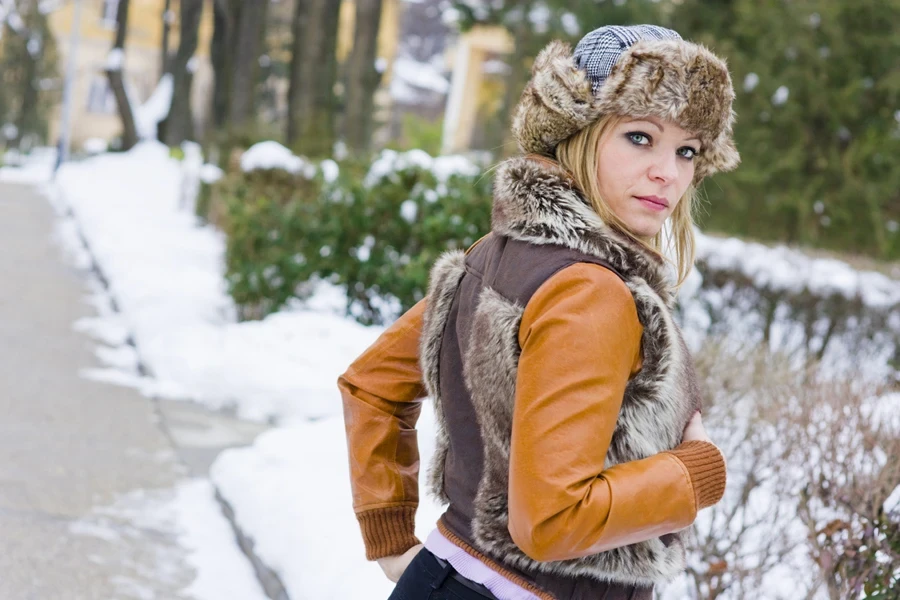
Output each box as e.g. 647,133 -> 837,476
171,480 -> 269,600
2,122 -> 18,140
83,137 -> 109,155
400,199 -> 418,223
320,159 -> 339,184
391,55 -> 450,95
211,408 -> 446,599
561,12 -> 580,36
71,479 -> 268,600
26,34 -> 41,56
199,163 -> 224,184
106,48 -> 124,72
772,85 -> 790,106
364,149 -> 481,188
527,3 -> 551,34
52,142 -> 368,422
0,146 -> 56,183
886,481 -> 900,514
6,10 -> 24,32
134,74 -> 173,140
240,141 -> 316,178
694,233 -> 900,309
743,72 -> 759,92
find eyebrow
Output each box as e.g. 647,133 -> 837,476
627,118 -> 701,144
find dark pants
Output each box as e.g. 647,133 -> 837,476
387,548 -> 499,600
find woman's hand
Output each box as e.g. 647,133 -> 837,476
682,410 -> 713,444
376,543 -> 424,583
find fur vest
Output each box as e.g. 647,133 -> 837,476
419,155 -> 702,589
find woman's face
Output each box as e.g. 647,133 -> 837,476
595,116 -> 700,238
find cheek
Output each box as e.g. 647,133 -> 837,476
598,146 -> 640,197
676,163 -> 695,196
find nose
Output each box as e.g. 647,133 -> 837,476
648,152 -> 679,184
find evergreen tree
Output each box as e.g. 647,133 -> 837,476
669,0 -> 900,259
0,0 -> 60,150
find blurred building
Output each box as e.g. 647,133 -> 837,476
44,0 -> 496,155
47,0 -> 214,149
442,25 -> 512,154
49,0 -> 403,148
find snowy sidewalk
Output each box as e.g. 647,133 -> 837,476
0,182 -> 266,600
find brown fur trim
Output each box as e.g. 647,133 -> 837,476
419,250 -> 467,504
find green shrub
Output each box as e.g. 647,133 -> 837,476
330,153 -> 493,324
207,148 -> 492,324
214,167 -> 325,321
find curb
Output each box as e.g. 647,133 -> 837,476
53,189 -> 290,600
216,490 -> 291,600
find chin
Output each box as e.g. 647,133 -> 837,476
626,222 -> 663,239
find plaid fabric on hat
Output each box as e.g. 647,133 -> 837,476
573,25 -> 682,94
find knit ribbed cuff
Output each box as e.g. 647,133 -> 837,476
666,441 -> 727,510
356,506 -> 421,561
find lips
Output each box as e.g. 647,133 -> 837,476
635,195 -> 669,210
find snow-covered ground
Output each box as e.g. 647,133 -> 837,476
71,479 -> 268,600
13,142 -> 896,599
48,142 -> 377,423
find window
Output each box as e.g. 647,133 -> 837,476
101,0 -> 119,28
87,76 -> 117,114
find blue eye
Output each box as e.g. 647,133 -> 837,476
627,132 -> 651,146
678,146 -> 699,160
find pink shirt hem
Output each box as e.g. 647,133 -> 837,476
424,528 -> 541,600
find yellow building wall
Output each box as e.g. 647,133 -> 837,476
47,0 -> 403,149
337,0 -> 401,65
442,25 -> 513,154
48,0 -> 215,147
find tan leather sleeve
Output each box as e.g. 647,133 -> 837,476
339,299 -> 427,560
508,263 -> 724,563
338,236 -> 489,561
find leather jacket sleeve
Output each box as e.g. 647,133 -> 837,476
338,298 -> 428,561
508,263 -> 725,562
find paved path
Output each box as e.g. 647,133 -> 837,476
0,183 -> 265,599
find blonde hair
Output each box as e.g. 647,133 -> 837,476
555,114 -> 698,290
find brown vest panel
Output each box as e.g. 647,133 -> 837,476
436,233 -> 652,600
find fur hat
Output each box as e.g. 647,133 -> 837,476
511,25 -> 740,183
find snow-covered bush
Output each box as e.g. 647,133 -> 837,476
672,339 -> 900,599
204,146 -> 491,324
209,165 -> 325,321
681,244 -> 900,386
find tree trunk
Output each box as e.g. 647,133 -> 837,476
160,0 -> 173,76
162,0 -> 204,146
107,0 -> 138,150
16,33 -> 39,148
287,0 -> 341,157
344,0 -> 383,155
228,0 -> 269,132
286,0 -> 311,145
10,0 -> 38,149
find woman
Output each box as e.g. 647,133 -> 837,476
338,24 -> 739,600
